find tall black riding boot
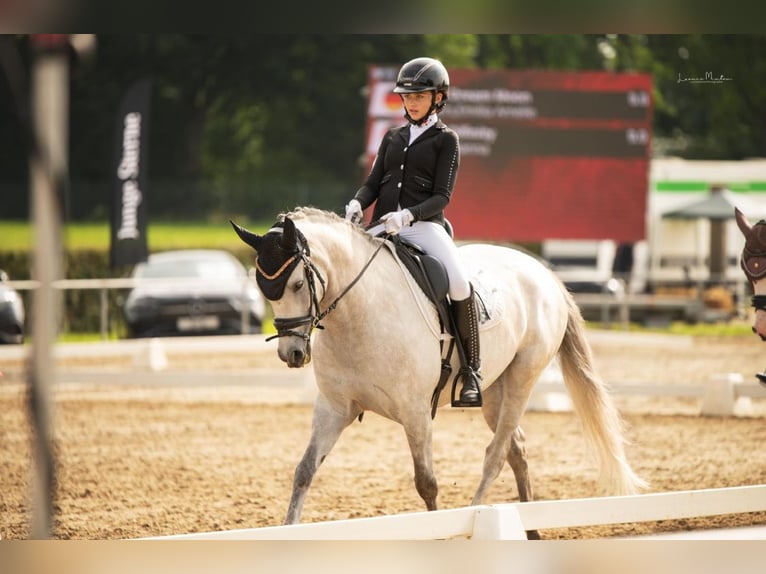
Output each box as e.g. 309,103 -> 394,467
451,288 -> 483,407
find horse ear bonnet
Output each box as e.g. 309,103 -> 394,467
254,219 -> 306,301
742,221 -> 766,280
745,221 -> 766,254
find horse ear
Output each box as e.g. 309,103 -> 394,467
230,220 -> 263,251
281,216 -> 297,252
735,207 -> 752,237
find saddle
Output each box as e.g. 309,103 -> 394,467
390,235 -> 452,335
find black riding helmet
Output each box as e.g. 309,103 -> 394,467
393,57 -> 449,125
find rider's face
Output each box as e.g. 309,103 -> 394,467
401,91 -> 441,122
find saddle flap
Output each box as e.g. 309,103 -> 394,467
391,237 -> 452,334
419,255 -> 449,302
393,238 -> 449,303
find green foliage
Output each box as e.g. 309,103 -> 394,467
590,320 -> 755,337
2,34 -> 765,223
0,221 -> 30,250
0,220 -> 272,252
635,35 -> 766,159
424,35 -> 479,67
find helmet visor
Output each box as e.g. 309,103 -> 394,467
393,83 -> 436,94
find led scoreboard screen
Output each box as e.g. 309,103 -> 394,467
365,67 -> 653,242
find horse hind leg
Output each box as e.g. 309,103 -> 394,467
507,427 -> 533,503
507,426 -> 540,539
403,416 -> 438,511
474,367 -> 541,539
470,376 -> 530,506
284,396 -> 358,525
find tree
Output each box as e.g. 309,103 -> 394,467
614,34 -> 766,159
3,34 -> 765,221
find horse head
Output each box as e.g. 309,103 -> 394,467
735,207 -> 766,340
231,217 -> 322,367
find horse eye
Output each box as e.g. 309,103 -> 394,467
293,279 -> 305,292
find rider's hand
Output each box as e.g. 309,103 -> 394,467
381,209 -> 414,235
345,199 -> 363,222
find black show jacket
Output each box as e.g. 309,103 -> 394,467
353,120 -> 460,226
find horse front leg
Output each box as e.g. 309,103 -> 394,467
284,396 -> 357,525
403,416 -> 438,511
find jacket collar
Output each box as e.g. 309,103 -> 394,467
397,119 -> 445,144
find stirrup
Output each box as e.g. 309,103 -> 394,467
450,367 -> 483,408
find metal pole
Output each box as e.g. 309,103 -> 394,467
240,278 -> 251,334
27,35 -> 69,540
100,288 -> 109,339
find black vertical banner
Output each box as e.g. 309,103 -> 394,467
110,78 -> 151,269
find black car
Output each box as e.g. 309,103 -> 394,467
123,250 -> 266,338
0,270 -> 25,344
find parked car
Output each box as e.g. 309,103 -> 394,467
0,269 -> 25,344
123,250 -> 265,338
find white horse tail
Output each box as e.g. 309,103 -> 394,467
557,289 -> 648,495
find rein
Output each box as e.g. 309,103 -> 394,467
267,225 -> 386,344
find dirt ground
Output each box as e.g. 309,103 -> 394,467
1,329 -> 766,540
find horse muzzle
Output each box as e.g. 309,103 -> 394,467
278,339 -> 312,368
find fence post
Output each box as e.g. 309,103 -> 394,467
701,373 -> 750,416
469,505 -> 528,540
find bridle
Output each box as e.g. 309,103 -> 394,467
266,224 -> 386,355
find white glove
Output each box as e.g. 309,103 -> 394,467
345,199 -> 363,222
380,209 -> 414,235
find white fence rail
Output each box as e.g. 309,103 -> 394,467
3,333 -> 764,417
531,372 -> 766,417
148,485 -> 766,540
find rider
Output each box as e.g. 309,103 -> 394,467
345,56 -> 482,407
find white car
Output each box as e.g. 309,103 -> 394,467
0,270 -> 25,344
123,250 -> 265,338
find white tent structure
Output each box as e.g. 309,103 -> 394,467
648,158 -> 766,285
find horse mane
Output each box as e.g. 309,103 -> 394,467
281,206 -> 380,247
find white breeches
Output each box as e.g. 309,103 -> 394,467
368,220 -> 472,301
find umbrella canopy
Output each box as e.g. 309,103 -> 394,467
663,188 -> 742,220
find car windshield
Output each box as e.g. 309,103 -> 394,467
137,258 -> 242,280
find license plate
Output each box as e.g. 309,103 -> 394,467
177,315 -> 220,331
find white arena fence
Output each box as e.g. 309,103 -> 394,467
147,485 -> 766,540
